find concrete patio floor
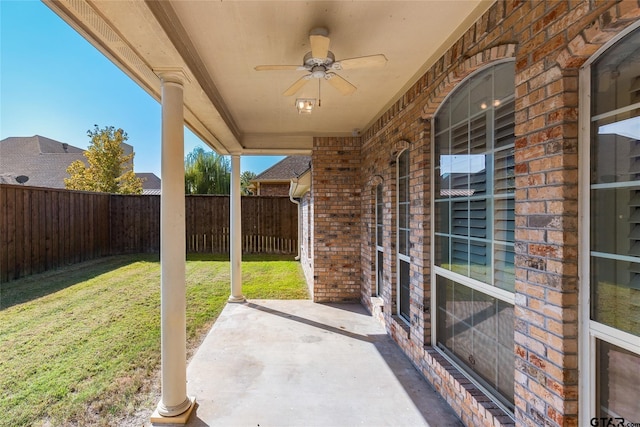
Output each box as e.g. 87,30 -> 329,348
180,300 -> 463,427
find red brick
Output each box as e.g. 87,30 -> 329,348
337,3 -> 640,427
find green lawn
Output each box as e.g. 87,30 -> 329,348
0,254 -> 308,427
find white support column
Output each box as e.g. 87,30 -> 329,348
152,69 -> 195,423
229,154 -> 245,303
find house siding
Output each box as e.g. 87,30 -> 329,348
307,1 -> 640,426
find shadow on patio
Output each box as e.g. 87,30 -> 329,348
179,300 -> 462,427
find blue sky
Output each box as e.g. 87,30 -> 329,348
0,1 -> 283,176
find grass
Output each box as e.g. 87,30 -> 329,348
0,253 -> 308,427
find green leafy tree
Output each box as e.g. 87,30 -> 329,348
241,170 -> 257,195
184,147 -> 231,194
65,125 -> 143,194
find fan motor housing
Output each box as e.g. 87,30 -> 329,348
304,51 -> 335,67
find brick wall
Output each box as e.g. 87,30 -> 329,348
344,1 -> 640,427
312,137 -> 362,302
510,3 -> 638,427
257,182 -> 289,196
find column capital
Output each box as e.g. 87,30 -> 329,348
154,67 -> 191,85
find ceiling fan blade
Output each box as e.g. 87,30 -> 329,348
255,65 -> 305,71
332,54 -> 388,70
310,34 -> 330,59
283,75 -> 311,96
326,73 -> 356,96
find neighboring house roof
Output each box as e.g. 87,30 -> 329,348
253,156 -> 311,182
136,172 -> 161,190
0,135 -> 87,188
136,172 -> 162,195
0,135 -> 157,191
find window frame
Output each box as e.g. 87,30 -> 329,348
397,148 -> 411,324
430,59 -> 517,416
578,21 -> 640,427
375,183 -> 384,297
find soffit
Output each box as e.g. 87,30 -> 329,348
44,1 -> 492,155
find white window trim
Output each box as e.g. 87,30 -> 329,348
430,59 -> 518,309
434,266 -> 515,304
431,120 -> 437,343
397,148 -> 411,325
397,252 -> 411,325
578,20 -> 640,427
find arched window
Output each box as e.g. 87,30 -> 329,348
397,149 -> 410,322
375,183 -> 384,296
581,25 -> 640,423
433,61 -> 516,411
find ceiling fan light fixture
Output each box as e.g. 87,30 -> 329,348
311,67 -> 326,79
255,27 -> 385,97
296,98 -> 315,114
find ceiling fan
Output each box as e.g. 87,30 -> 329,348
254,27 -> 387,97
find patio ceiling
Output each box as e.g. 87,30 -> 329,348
43,0 -> 491,156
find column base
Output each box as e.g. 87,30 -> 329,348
151,396 -> 196,424
228,295 -> 246,303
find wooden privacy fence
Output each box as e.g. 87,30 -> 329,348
109,194 -> 161,254
0,185 -> 111,282
185,196 -> 298,254
110,195 -> 298,254
0,184 -> 298,283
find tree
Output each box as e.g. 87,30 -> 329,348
65,125 -> 143,194
241,171 -> 257,195
184,147 -> 231,194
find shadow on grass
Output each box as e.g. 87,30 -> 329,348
0,254 -> 160,311
1,253 -> 299,310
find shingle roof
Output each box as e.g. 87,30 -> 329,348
136,172 -> 161,190
254,155 -> 311,182
0,136 -> 87,188
0,135 -> 156,190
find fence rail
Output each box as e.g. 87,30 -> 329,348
0,185 -> 298,283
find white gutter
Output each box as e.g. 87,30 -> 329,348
289,178 -> 302,261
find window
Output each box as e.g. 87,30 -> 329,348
376,183 -> 383,296
433,61 -> 515,411
398,150 -> 410,322
582,25 -> 640,423
307,196 -> 311,259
